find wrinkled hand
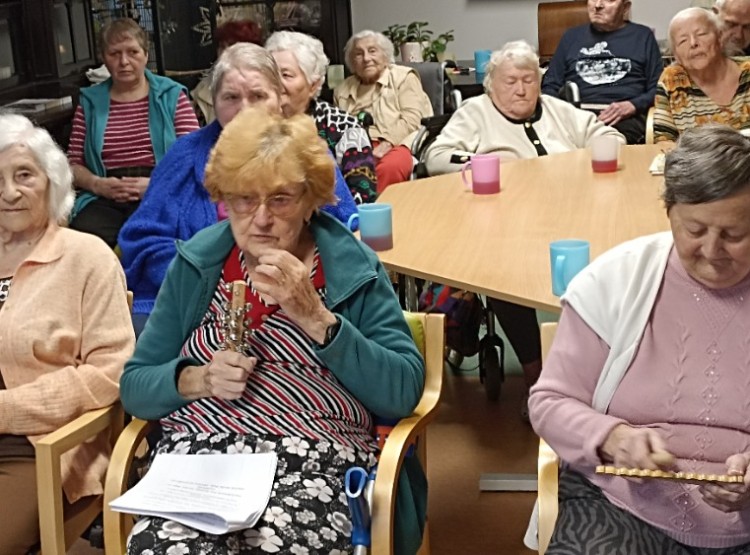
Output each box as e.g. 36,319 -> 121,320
373,140 -> 393,160
202,350 -> 257,400
700,453 -> 750,512
597,101 -> 636,126
92,176 -> 148,202
599,424 -> 674,470
249,248 -> 336,343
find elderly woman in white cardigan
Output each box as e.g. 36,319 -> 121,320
425,40 -> 624,418
424,40 -> 624,176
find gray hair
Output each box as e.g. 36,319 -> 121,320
0,113 -> 73,224
343,30 -> 394,73
668,8 -> 725,56
663,124 -> 750,211
483,40 -> 541,94
210,42 -> 284,103
265,31 -> 329,98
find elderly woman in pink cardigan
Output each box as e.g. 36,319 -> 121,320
530,125 -> 750,554
0,114 -> 134,554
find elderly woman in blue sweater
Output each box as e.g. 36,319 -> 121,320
118,43 -> 357,333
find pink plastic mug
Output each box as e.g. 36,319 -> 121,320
461,154 -> 500,195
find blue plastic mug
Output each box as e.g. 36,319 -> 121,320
352,204 -> 393,251
474,49 -> 492,75
550,239 -> 590,296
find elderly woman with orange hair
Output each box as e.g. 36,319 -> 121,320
120,107 -> 426,554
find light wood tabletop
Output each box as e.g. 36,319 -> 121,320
377,144 -> 671,313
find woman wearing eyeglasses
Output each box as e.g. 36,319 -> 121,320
118,43 -> 356,334
120,107 -> 426,555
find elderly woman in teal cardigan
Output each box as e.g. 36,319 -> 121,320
67,18 -> 199,247
121,107 -> 425,555
118,43 -> 357,334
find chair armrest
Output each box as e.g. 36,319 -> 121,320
36,403 -> 124,555
103,418 -> 153,555
537,438 -> 560,554
645,106 -> 655,145
371,313 -> 444,555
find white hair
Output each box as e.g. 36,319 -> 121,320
265,31 -> 329,98
210,42 -> 284,103
343,30 -> 394,73
0,113 -> 73,224
483,40 -> 541,94
668,7 -> 726,57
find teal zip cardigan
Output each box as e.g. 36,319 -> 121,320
72,70 -> 186,219
120,211 -> 427,554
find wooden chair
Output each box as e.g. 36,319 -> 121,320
645,106 -> 656,145
35,292 -> 132,554
537,1 -> 589,63
537,322 -> 559,554
103,312 -> 446,555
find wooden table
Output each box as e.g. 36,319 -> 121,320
378,144 -> 670,491
378,144 -> 670,314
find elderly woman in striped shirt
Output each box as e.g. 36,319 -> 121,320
67,18 -> 199,247
121,107 -> 426,555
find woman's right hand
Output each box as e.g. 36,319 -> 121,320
91,176 -> 143,202
599,424 -> 675,470
178,350 -> 257,400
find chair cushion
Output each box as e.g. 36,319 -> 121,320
403,312 -> 425,357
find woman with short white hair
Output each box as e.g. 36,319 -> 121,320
653,7 -> 750,142
0,113 -> 134,553
266,30 -> 377,203
425,40 -> 623,175
424,40 -> 623,416
334,29 -> 433,192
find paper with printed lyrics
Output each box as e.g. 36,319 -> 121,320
109,452 -> 278,535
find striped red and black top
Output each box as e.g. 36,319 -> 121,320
161,246 -> 376,452
67,92 -> 199,169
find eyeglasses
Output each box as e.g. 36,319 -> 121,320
223,191 -> 304,218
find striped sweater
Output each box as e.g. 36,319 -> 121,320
653,58 -> 750,142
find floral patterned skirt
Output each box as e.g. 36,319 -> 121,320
127,430 -> 377,555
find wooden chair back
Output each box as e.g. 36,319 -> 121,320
104,312 -> 446,555
537,1 -> 589,62
537,322 -> 559,554
36,290 -> 133,554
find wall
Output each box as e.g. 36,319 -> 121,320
350,0 -> 693,59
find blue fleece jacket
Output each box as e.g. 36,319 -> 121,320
118,122 -> 359,315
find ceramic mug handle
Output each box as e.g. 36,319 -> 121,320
461,160 -> 473,191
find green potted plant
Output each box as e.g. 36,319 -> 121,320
423,30 -> 455,62
384,21 -> 449,63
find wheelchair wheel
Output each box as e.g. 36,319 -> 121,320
481,343 -> 502,402
445,349 -> 465,375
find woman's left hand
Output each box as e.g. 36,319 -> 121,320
249,248 -> 337,344
700,453 -> 750,512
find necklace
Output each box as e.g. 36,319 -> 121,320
0,277 -> 11,303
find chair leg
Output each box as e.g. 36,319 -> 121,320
417,521 -> 431,554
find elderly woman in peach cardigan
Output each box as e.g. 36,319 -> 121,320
0,114 -> 134,554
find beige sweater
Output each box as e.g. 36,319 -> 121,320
334,64 -> 433,148
0,225 -> 134,502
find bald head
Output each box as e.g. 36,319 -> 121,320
714,0 -> 750,53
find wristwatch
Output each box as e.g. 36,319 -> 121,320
320,316 -> 341,347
